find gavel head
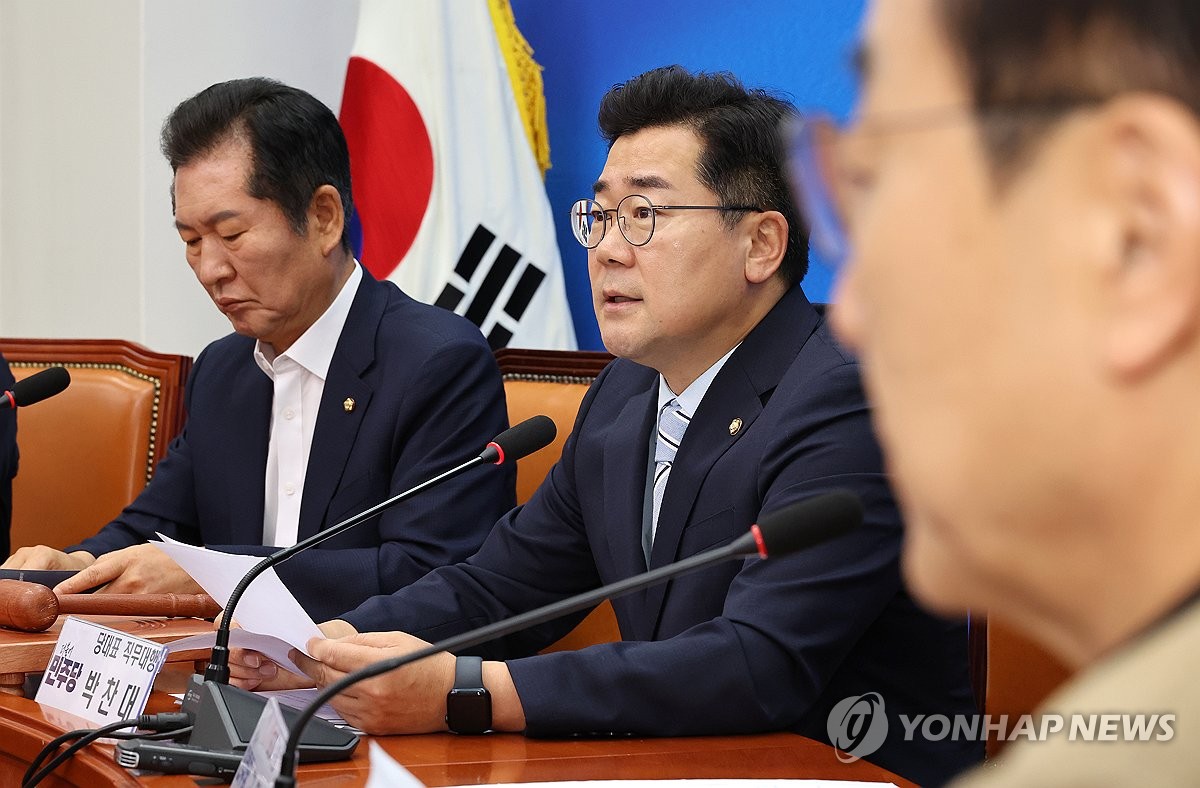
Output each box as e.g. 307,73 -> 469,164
0,579 -> 60,632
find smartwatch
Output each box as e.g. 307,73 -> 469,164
446,656 -> 492,734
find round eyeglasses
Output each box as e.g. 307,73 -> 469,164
569,194 -> 761,249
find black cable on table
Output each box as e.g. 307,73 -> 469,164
23,712 -> 190,786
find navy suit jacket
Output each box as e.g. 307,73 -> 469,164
0,354 -> 16,558
342,285 -> 981,786
73,270 -> 515,621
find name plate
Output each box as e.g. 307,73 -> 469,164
232,696 -> 287,787
34,616 -> 169,725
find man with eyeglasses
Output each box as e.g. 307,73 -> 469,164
795,1 -> 1200,784
230,65 -> 979,786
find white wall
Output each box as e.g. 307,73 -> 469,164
0,0 -> 360,357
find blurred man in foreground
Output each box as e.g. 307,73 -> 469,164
233,66 -> 981,786
3,78 -> 513,620
793,1 -> 1200,783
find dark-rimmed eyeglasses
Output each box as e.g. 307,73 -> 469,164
785,100 -> 1102,266
569,194 -> 762,249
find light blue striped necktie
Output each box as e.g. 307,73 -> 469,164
648,398 -> 691,556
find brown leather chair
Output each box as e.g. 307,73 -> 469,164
494,347 -> 613,505
494,348 -> 622,652
969,615 -> 1073,757
0,338 -> 191,556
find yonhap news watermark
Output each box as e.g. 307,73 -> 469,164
827,692 -> 1176,762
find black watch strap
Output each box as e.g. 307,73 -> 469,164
454,655 -> 483,689
446,656 -> 491,734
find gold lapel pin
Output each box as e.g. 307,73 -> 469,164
728,417 -> 743,436
343,397 -> 356,413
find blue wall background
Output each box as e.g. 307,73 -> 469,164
510,0 -> 867,349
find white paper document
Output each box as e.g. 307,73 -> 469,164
163,629 -> 307,675
260,687 -> 347,726
151,535 -> 324,667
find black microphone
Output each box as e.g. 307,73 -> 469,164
273,490 -> 864,785
480,414 -> 556,465
0,366 -> 70,409
179,416 -> 557,763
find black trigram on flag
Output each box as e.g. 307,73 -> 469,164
434,224 -> 546,350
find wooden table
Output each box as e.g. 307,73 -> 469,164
0,615 -> 213,696
0,672 -> 917,787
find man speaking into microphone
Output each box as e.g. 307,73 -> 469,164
2,78 -> 513,621
234,67 -> 980,786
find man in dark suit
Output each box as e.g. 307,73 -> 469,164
0,353 -> 17,559
1,78 -> 513,621
233,67 -> 980,785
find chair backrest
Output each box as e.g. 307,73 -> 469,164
494,348 -> 621,652
970,615 -> 1073,758
0,338 -> 191,555
494,348 -> 613,506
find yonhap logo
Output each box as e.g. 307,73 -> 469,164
827,692 -> 889,762
826,691 -> 1174,764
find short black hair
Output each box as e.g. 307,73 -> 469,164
937,1 -> 1200,174
597,66 -> 807,286
161,77 -> 354,253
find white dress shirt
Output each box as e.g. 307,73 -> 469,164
642,344 -> 740,561
254,263 -> 363,547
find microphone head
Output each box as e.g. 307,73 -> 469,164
481,415 -> 557,465
11,366 -> 71,407
751,490 -> 863,558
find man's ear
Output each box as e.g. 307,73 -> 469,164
309,185 -> 345,257
744,210 -> 788,285
1099,95 -> 1200,380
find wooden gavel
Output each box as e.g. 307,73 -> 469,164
0,579 -> 221,632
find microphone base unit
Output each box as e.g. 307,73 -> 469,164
181,674 -> 358,764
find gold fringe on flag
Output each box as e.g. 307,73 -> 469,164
487,0 -> 552,178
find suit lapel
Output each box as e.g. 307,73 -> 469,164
600,374 -> 657,640
223,357 -> 272,544
641,362 -> 762,621
642,285 -> 822,634
296,273 -> 385,540
602,378 -> 657,577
